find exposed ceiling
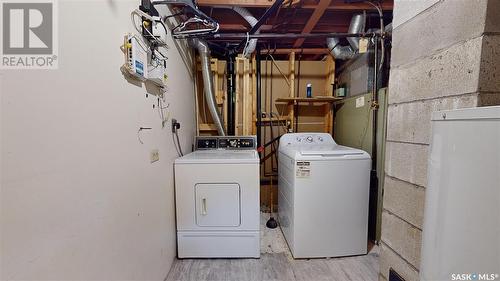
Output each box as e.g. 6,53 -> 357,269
197,0 -> 393,60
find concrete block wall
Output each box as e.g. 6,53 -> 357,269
379,0 -> 500,280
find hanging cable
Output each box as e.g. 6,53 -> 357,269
175,130 -> 184,156
172,133 -> 182,157
365,1 -> 385,71
172,119 -> 183,157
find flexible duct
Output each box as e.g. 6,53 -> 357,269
190,38 -> 226,136
327,13 -> 365,60
220,6 -> 259,58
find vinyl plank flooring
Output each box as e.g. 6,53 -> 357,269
166,254 -> 295,281
290,259 -> 334,281
166,213 -> 379,281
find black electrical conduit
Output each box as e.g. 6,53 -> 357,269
256,47 -> 262,152
368,36 -> 380,242
226,54 -> 236,135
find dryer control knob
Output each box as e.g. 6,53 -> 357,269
306,136 -> 314,143
318,136 -> 324,142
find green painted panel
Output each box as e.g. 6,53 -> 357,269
333,88 -> 388,242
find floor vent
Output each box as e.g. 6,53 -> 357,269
389,268 -> 405,281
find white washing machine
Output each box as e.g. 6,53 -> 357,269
174,136 -> 260,258
278,133 -> 371,258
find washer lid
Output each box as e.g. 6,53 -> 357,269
281,144 -> 370,160
174,150 -> 259,164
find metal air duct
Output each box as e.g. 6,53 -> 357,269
220,6 -> 259,58
190,39 -> 226,136
327,14 -> 365,60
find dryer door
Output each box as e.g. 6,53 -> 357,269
195,183 -> 241,227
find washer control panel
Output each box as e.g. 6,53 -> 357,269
281,133 -> 335,146
196,136 -> 256,150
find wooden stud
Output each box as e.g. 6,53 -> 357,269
251,55 -> 257,135
324,56 -> 335,134
288,52 -> 295,132
242,58 -> 252,135
235,57 -> 241,135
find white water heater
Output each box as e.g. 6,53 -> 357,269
420,106 -> 500,281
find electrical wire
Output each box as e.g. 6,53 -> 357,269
174,130 -> 184,156
131,11 -> 144,34
137,127 -> 152,145
158,98 -> 170,128
130,35 -> 149,53
243,32 -> 251,58
156,19 -> 168,35
365,1 -> 385,71
142,21 -> 168,47
267,54 -> 290,86
172,133 -> 182,157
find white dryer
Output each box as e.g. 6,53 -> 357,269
278,133 -> 371,258
174,136 -> 260,258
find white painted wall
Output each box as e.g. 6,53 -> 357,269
0,0 -> 196,279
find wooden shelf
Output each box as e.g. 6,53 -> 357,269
275,96 -> 342,104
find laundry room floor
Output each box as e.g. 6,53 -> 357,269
165,213 -> 379,281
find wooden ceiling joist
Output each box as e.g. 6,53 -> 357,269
292,0 -> 331,48
200,0 -> 393,59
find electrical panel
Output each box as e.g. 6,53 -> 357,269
195,136 -> 256,150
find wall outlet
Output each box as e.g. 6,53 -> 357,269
150,149 -> 160,163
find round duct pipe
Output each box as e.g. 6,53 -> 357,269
190,38 -> 226,136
